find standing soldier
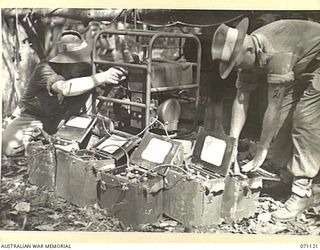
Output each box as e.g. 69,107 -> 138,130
211,17 -> 320,221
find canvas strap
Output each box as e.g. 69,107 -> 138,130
251,34 -> 264,68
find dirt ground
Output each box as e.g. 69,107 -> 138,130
1,146 -> 320,235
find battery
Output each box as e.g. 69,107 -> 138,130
99,166 -> 163,228
26,141 -> 56,191
55,149 -> 115,207
221,175 -> 262,222
163,165 -> 225,227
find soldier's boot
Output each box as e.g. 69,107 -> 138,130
272,178 -> 314,221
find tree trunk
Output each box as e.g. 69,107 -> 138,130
2,18 -> 40,117
3,8 -> 246,25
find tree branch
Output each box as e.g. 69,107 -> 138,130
2,8 -> 247,25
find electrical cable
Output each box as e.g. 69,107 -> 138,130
163,176 -> 185,191
135,14 -> 245,29
153,117 -> 170,138
139,163 -> 189,179
103,9 -> 126,25
95,143 -> 130,168
27,143 -> 54,159
49,8 -> 61,15
90,113 -> 159,141
137,163 -> 195,191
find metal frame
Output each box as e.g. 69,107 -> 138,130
92,29 -> 202,130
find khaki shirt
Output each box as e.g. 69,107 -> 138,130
236,19 -> 320,92
20,61 -> 90,118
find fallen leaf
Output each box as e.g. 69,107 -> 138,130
14,202 -> 31,212
166,226 -> 174,232
9,210 -> 19,215
257,212 -> 272,222
3,219 -> 18,227
137,223 -> 151,231
26,186 -> 39,192
94,212 -> 105,220
30,196 -> 48,205
308,226 -> 320,236
85,210 -> 94,217
47,213 -> 63,220
35,224 -> 55,231
159,220 -> 178,228
42,207 -> 56,214
52,222 -> 61,228
93,203 -> 100,210
17,167 -> 27,174
67,214 -> 74,220
260,201 -> 270,211
307,206 -> 320,215
74,221 -> 87,227
297,214 -> 308,222
85,221 -> 93,230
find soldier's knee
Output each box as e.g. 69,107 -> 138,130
2,137 -> 25,157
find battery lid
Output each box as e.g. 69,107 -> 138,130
96,134 -> 128,154
55,115 -> 96,144
65,116 -> 92,129
130,132 -> 183,169
94,131 -> 141,161
140,137 -> 173,164
192,127 -> 236,176
200,136 -> 226,166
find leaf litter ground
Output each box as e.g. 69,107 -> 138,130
1,140 -> 320,234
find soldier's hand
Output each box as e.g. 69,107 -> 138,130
231,143 -> 241,175
104,67 -> 126,84
241,148 -> 268,172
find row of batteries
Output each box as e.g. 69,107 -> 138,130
26,116 -> 266,229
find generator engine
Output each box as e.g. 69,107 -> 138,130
106,76 -> 183,132
92,29 -> 201,134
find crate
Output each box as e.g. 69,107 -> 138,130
161,127 -> 237,226
99,166 -> 163,228
55,149 -> 115,207
221,175 -> 262,222
163,166 -> 225,227
26,141 -> 56,191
